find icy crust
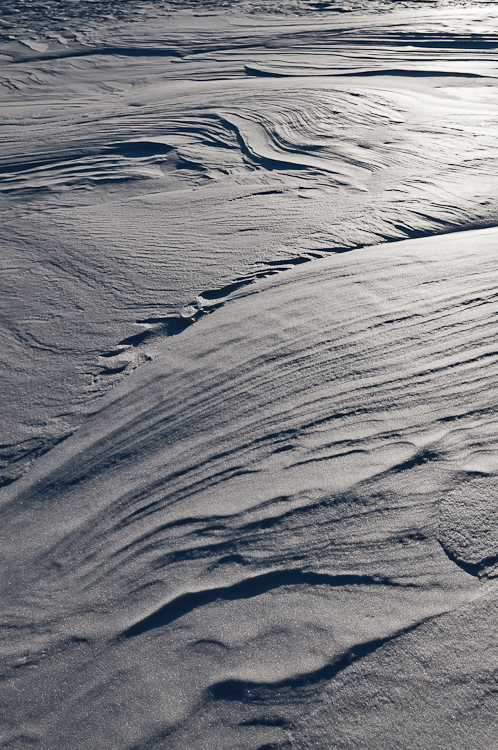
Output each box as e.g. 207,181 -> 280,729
2,229 -> 498,749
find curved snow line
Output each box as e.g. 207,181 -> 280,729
96,219 -> 498,374
208,611 -> 446,701
245,64 -> 486,79
15,46 -> 185,63
121,570 -> 416,638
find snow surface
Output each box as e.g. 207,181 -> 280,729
2,2 -> 498,748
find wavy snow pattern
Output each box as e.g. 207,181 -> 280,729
2,3 -> 498,749
3,226 -> 498,747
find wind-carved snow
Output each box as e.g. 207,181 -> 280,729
2,18 -> 498,483
2,3 -> 498,749
4,227 -> 498,748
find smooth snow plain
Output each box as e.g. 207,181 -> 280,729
1,2 -> 498,748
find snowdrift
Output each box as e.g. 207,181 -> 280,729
3,228 -> 498,749
2,2 -> 498,748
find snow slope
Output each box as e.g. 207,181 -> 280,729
3,228 -> 498,748
2,2 -> 498,748
1,3 -> 498,482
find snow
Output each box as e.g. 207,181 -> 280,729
1,2 -> 498,748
